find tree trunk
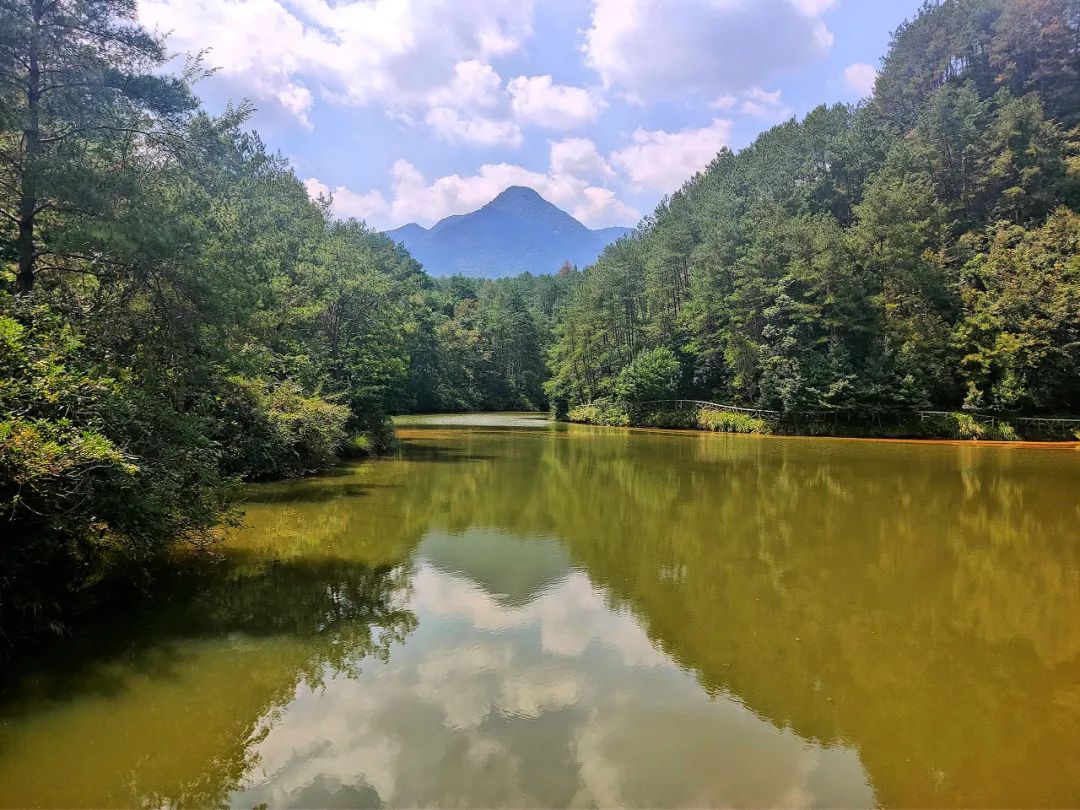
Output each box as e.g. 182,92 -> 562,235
15,0 -> 42,294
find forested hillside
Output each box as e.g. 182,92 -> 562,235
408,271 -> 575,412
547,0 -> 1080,419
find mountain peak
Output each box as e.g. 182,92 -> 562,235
486,186 -> 551,211
385,188 -> 632,278
492,185 -> 543,200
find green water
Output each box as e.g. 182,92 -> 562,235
2,414 -> 1080,808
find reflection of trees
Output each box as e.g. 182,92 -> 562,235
2,426 -> 1078,808
0,549 -> 416,809
390,425 -> 1080,808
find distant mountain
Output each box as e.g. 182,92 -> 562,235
386,186 -> 632,278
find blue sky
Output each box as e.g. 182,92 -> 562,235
138,0 -> 924,230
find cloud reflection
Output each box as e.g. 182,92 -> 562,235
231,531 -> 874,808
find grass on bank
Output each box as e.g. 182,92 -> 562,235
567,402 -> 1070,442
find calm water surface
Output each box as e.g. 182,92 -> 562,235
2,414 -> 1080,808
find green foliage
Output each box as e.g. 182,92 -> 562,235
0,4 -> 429,642
567,402 -> 632,427
954,208 -> 1080,411
696,410 -> 773,435
952,412 -> 990,440
548,0 -> 1080,423
405,272 -> 575,412
344,434 -> 372,457
213,377 -> 349,480
0,300 -> 233,639
3,0 -> 1080,645
615,348 -> 682,402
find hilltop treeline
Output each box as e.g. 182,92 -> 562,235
547,0 -> 1080,416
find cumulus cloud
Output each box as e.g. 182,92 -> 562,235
308,151 -> 639,230
843,62 -> 878,97
549,137 -> 614,181
389,159 -> 637,227
428,60 -> 504,109
425,107 -> 523,146
508,75 -> 602,129
420,61 -> 528,146
739,87 -> 792,121
303,177 -> 388,221
584,0 -> 834,102
710,94 -> 737,111
611,119 -> 732,193
138,0 -> 535,125
576,187 -> 639,228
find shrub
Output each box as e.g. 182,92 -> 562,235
0,305 -> 232,641
567,401 -> 631,426
995,422 -> 1021,441
344,434 -> 372,457
353,414 -> 399,454
632,407 -> 698,429
615,347 -> 681,402
950,412 -> 988,440
212,377 -> 350,479
696,409 -> 773,434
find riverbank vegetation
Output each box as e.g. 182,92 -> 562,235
0,0 -> 565,643
0,0 -> 435,641
566,402 -> 1037,440
547,0 -> 1080,429
407,272 -> 573,413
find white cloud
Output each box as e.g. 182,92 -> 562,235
611,119 -> 732,193
573,187 -> 639,230
421,61 -> 526,146
428,60 -> 504,109
843,62 -> 878,97
389,159 -> 559,225
277,83 -> 315,129
508,75 -> 602,129
138,0 -> 536,126
789,0 -> 837,14
739,87 -> 792,121
388,159 -> 635,227
583,0 -> 834,102
304,177 -> 388,221
307,151 -> 639,230
710,94 -> 737,111
425,107 -> 523,146
549,137 -> 613,181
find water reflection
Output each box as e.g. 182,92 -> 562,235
233,531 -> 874,809
1,417 -> 1079,808
0,550 -> 416,808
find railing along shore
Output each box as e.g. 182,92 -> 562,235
581,399 -> 1080,433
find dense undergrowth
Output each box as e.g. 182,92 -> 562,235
567,402 -> 1058,442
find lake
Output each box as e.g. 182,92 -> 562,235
2,414 -> 1079,808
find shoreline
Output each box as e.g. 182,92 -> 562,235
395,412 -> 1080,450
565,403 -> 1080,448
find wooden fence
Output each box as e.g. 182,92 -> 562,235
584,400 -> 1080,436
